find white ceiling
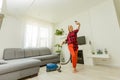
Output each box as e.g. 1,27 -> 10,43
5,0 -> 106,23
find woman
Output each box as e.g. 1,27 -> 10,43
62,21 -> 80,73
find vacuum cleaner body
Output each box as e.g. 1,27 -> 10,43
46,63 -> 58,72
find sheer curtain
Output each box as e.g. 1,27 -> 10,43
24,22 -> 53,48
0,0 -> 3,12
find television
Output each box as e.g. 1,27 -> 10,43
77,36 -> 86,45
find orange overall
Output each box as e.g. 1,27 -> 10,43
68,44 -> 78,68
66,29 -> 79,68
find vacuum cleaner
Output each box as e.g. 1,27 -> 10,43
46,46 -> 71,72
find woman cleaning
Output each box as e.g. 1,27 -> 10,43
62,21 -> 80,73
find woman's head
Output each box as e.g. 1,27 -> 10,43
68,25 -> 73,32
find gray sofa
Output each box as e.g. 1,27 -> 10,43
0,47 -> 59,80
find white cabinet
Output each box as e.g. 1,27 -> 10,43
91,52 -> 110,65
92,54 -> 110,58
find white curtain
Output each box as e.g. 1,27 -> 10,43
24,22 -> 53,48
0,0 -> 3,12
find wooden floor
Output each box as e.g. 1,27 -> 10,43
25,63 -> 120,80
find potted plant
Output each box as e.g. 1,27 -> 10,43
54,44 -> 65,62
97,49 -> 103,54
104,48 -> 108,54
55,28 -> 64,36
92,51 -> 95,55
54,44 -> 62,54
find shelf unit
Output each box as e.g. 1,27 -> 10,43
92,54 -> 110,58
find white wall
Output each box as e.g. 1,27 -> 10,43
55,0 -> 120,67
89,0 -> 120,67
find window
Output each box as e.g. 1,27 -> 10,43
24,23 -> 53,48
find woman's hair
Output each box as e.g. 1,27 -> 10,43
68,25 -> 73,32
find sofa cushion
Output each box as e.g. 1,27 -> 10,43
24,49 -> 33,57
3,48 -> 15,60
32,48 -> 40,57
0,58 -> 41,75
31,54 -> 59,61
15,49 -> 24,59
39,47 -> 51,56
